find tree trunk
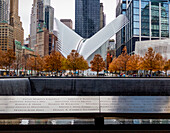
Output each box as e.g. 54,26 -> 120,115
97,71 -> 99,77
9,65 -> 10,76
150,70 -> 152,77
57,69 -> 59,77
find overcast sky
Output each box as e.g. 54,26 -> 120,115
19,0 -> 117,39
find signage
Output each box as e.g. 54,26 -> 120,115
0,96 -> 99,113
0,96 -> 170,114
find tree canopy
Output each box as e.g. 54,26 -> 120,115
90,54 -> 105,76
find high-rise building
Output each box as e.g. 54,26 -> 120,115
10,0 -> 24,45
0,0 -> 10,24
60,19 -> 73,29
0,0 -> 24,51
116,0 -> 170,56
100,3 -> 106,29
35,23 -> 57,57
75,0 -> 100,38
35,25 -> 49,57
116,0 -> 130,56
30,0 -> 54,50
0,21 -> 13,51
45,5 -> 54,32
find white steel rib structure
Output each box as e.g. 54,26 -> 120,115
53,15 -> 129,61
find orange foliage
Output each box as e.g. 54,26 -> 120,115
117,46 -> 130,73
127,55 -> 140,71
3,49 -> 16,72
109,58 -> 120,72
66,50 -> 88,72
164,59 -> 170,75
44,51 -> 63,74
0,48 -> 5,69
141,47 -> 164,74
90,54 -> 105,76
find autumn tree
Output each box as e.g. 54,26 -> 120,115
118,46 -> 130,74
0,48 -> 5,69
78,56 -> 89,74
3,49 -> 16,74
43,55 -> 50,72
35,55 -> 44,72
109,57 -> 119,73
106,53 -> 112,70
66,50 -> 85,75
27,57 -> 35,75
12,53 -> 22,76
90,54 -> 105,76
127,55 -> 140,72
44,51 -> 63,76
141,47 -> 164,75
164,59 -> 170,76
154,53 -> 165,72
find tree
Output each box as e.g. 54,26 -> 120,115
12,53 -> 22,76
78,56 -> 89,75
27,57 -> 35,75
164,59 -> 170,76
90,54 -> 105,76
141,47 -> 164,75
154,53 -> 165,72
106,53 -> 112,70
36,55 -> 44,73
3,49 -> 16,74
0,49 -> 5,69
44,51 -> 63,76
109,57 -> 119,73
118,46 -> 130,74
127,55 -> 140,72
66,50 -> 84,75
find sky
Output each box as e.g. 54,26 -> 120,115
19,0 -> 117,39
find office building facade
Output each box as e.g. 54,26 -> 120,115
100,3 -> 106,29
45,5 -> 54,32
0,0 -> 10,24
116,0 -> 130,56
116,0 -> 170,56
75,0 -> 100,38
60,19 -> 73,29
0,21 -> 13,51
30,0 -> 54,49
0,0 -> 24,51
10,0 -> 24,45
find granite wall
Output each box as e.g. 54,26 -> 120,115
0,78 -> 169,96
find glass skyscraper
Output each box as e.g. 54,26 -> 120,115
75,0 -> 100,38
116,0 -> 170,56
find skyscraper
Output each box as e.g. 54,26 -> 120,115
30,0 -> 54,49
45,5 -> 54,32
0,21 -> 13,51
10,0 -> 24,45
75,0 -> 100,38
100,3 -> 106,29
116,0 -> 170,56
116,0 -> 130,56
0,0 -> 24,51
0,0 -> 10,24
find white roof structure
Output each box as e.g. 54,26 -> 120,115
53,14 -> 129,60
